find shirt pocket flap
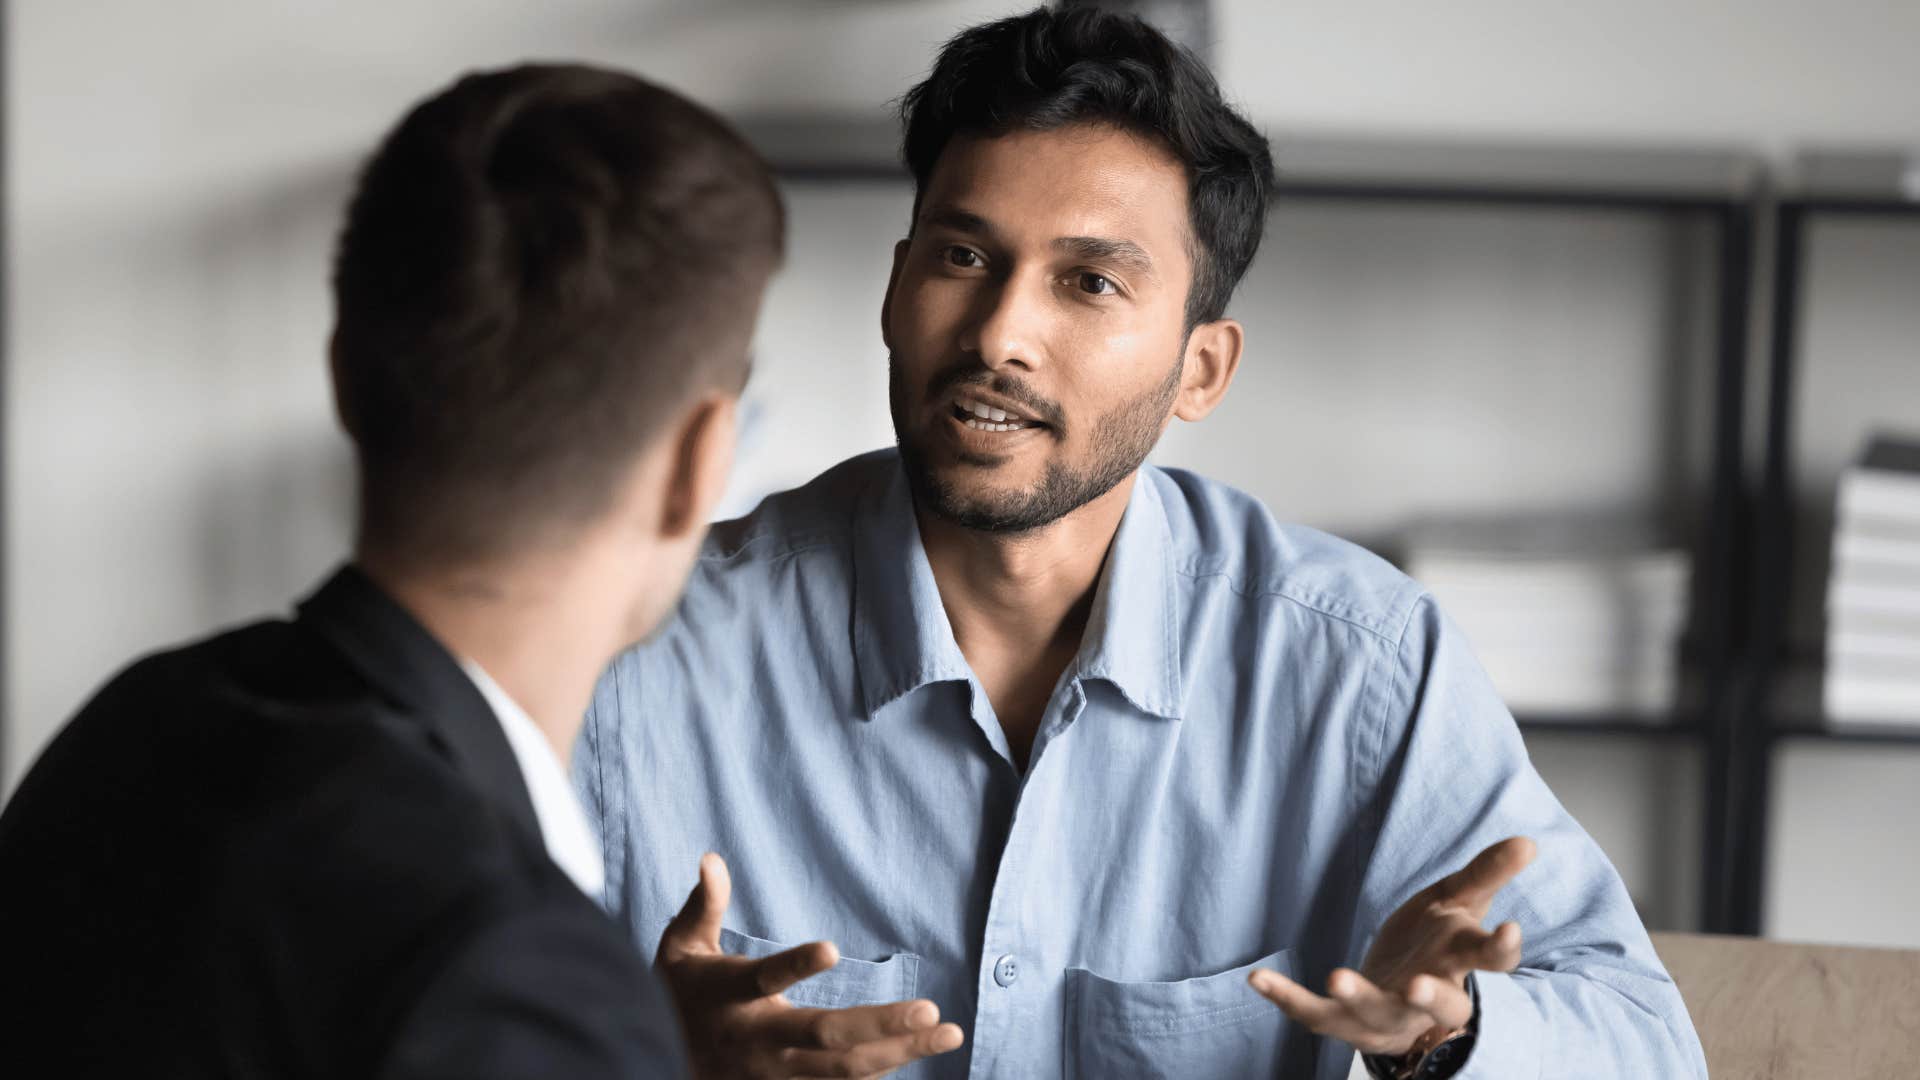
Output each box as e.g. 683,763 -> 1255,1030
1065,947 -> 1294,1076
718,926 -> 921,1010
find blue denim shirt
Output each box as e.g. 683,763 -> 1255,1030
576,449 -> 1706,1079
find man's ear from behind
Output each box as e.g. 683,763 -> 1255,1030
659,393 -> 739,541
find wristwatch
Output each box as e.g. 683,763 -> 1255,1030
1360,977 -> 1480,1079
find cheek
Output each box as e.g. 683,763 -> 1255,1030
1069,323 -> 1172,387
896,274 -> 965,335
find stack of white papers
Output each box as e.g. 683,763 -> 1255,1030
1824,435 -> 1920,726
1402,514 -> 1689,718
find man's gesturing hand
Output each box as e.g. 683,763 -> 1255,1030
657,853 -> 965,1079
1246,836 -> 1537,1058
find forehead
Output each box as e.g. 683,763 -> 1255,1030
918,124 -> 1192,259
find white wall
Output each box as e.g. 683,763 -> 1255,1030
1219,1 -> 1920,152
9,1 -> 1920,946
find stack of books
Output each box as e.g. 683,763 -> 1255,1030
1824,435 -> 1920,726
1400,514 -> 1689,718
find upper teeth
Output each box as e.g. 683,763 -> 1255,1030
964,399 -> 1010,422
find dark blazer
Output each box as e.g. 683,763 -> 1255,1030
0,566 -> 685,1079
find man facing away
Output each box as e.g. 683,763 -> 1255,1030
0,64 -> 791,1078
576,8 -> 1708,1079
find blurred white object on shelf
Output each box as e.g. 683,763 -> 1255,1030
1401,513 -> 1688,719
1825,434 -> 1920,726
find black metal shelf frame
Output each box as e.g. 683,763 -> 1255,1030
1739,169 -> 1920,935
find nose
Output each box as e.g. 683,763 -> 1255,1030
957,272 -> 1047,373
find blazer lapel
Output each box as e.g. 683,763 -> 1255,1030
295,565 -> 543,842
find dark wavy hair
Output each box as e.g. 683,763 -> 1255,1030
899,6 -> 1274,328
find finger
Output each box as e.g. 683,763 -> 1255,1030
739,940 -> 840,999
1247,969 -> 1346,1030
761,999 -> 941,1050
1405,973 -> 1475,1031
1250,969 -> 1403,1054
1325,968 -> 1422,1036
778,1022 -> 964,1078
1436,836 -> 1536,911
1476,920 -> 1523,972
1435,919 -> 1524,975
659,852 -> 731,960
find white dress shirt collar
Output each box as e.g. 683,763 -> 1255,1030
458,659 -> 606,901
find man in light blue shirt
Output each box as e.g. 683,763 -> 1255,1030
577,8 -> 1706,1078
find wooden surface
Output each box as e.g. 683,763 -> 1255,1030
1651,931 -> 1920,1078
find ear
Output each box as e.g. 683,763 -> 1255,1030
1172,318 -> 1243,422
660,394 -> 739,540
879,238 -> 910,352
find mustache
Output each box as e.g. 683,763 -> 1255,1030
925,364 -> 1065,429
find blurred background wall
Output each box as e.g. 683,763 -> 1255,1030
7,1 -> 1919,945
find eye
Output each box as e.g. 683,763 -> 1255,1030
942,246 -> 984,269
1074,271 -> 1118,296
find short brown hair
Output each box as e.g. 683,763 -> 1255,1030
331,64 -> 784,564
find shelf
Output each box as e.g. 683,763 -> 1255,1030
1264,135 -> 1759,210
1771,716 -> 1920,746
1782,149 -> 1920,214
735,112 -> 907,182
1761,666 -> 1920,744
1516,712 -> 1701,738
733,113 -> 1765,209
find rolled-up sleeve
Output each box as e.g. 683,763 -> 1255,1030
1345,595 -> 1707,1079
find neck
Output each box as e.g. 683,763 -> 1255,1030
357,547 -> 628,764
919,472 -> 1136,667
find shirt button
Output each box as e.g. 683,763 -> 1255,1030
993,954 -> 1019,987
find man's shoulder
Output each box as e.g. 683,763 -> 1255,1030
60,611 -> 380,731
1147,465 -> 1428,645
36,620 -> 581,899
1,619 -> 609,1073
702,449 -> 896,564
8,617 -> 351,800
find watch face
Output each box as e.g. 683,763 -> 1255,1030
1419,1032 -> 1475,1078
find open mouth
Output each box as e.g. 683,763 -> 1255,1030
949,394 -> 1046,433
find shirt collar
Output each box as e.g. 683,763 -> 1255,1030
459,659 -> 608,900
850,458 -> 1184,721
1071,469 -> 1185,720
851,462 -> 974,716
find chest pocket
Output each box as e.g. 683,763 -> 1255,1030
1064,947 -> 1294,1078
718,926 -> 921,1010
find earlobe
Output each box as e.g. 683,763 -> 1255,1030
1173,318 -> 1244,423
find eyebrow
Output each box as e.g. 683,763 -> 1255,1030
1054,235 -> 1156,279
921,207 -> 992,237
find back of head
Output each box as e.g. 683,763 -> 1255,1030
899,5 -> 1274,328
332,64 -> 784,568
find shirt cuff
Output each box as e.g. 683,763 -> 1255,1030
1449,970 -> 1543,1080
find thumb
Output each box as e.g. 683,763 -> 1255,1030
659,852 -> 731,961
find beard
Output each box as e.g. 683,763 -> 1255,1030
889,352 -> 1183,534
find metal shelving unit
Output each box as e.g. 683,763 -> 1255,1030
1736,149 -> 1920,933
738,115 -> 1767,931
